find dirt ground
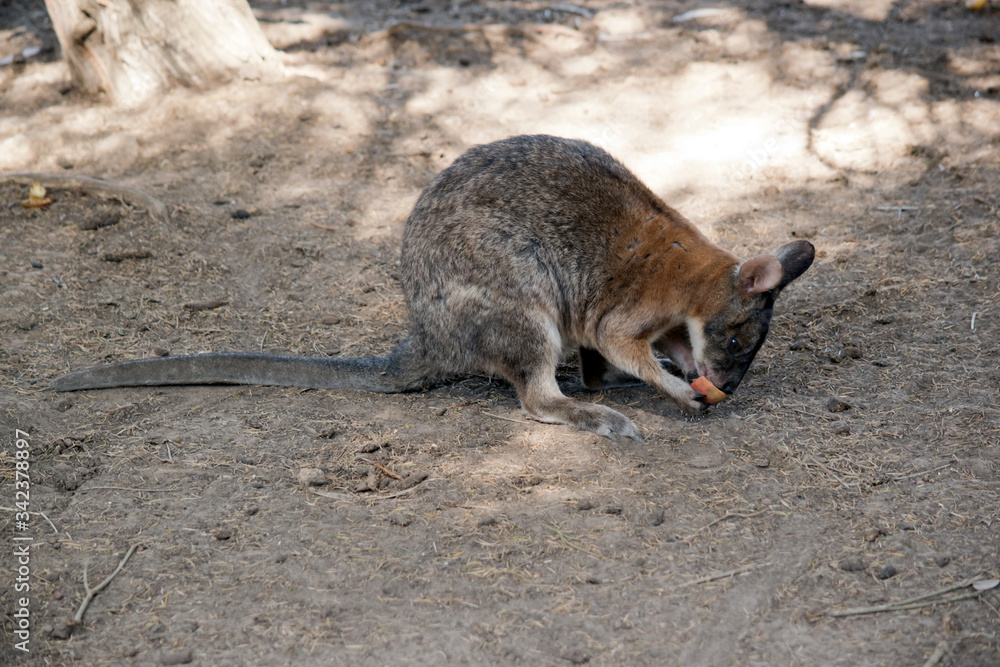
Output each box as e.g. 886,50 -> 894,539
2,0 -> 999,665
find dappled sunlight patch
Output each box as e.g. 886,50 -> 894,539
813,88 -> 931,176
256,10 -> 350,50
803,0 -> 894,22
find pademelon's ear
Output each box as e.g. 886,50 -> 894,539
738,256 -> 782,294
773,240 -> 815,289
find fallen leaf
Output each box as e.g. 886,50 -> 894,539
22,181 -> 53,208
972,579 -> 999,591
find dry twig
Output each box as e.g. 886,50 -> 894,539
681,510 -> 764,541
0,506 -> 59,534
828,574 -> 986,617
543,523 -> 603,559
72,544 -> 140,630
373,462 -> 404,481
922,641 -> 948,667
681,561 -> 773,587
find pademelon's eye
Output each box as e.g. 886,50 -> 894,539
727,337 -> 742,355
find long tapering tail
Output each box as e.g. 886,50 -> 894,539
52,350 -> 424,393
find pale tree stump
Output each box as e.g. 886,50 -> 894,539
43,0 -> 283,107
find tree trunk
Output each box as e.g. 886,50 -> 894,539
44,0 -> 282,107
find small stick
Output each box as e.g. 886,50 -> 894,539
682,510 -> 764,540
788,407 -> 836,422
922,642 -> 948,667
543,524 -> 603,559
893,463 -> 950,482
828,574 -> 985,617
830,591 -> 981,617
803,456 -> 855,489
681,561 -> 773,587
310,489 -> 356,501
483,411 -> 533,425
0,507 -> 59,534
72,544 -> 139,628
370,485 -> 424,501
183,298 -> 229,312
980,595 -> 1000,621
971,312 -> 978,331
0,172 -> 167,221
307,221 -> 339,231
373,462 -> 404,481
75,485 -> 180,493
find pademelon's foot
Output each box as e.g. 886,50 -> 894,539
524,398 -> 642,442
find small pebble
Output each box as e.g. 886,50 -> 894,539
827,397 -> 851,413
231,209 -> 251,219
477,515 -> 498,527
320,315 -> 341,325
159,648 -> 194,665
212,528 -> 232,541
647,509 -> 665,526
297,468 -> 326,487
614,616 -> 634,630
388,512 -> 413,527
839,556 -> 866,572
49,621 -> 72,640
563,649 -> 591,665
576,499 -> 594,511
789,340 -> 810,351
864,528 -> 883,542
30,260 -> 43,269
877,564 -> 898,580
831,421 -> 851,435
935,555 -> 951,568
152,347 -> 170,357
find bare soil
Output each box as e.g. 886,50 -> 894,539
2,1 -> 999,665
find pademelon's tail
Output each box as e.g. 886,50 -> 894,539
52,340 -> 428,394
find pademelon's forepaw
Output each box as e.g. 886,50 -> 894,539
672,384 -> 709,416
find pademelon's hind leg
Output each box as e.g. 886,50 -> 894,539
485,320 -> 642,442
517,369 -> 642,441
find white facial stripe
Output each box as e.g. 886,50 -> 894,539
686,317 -> 706,367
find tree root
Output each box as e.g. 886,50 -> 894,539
1,172 -> 167,222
